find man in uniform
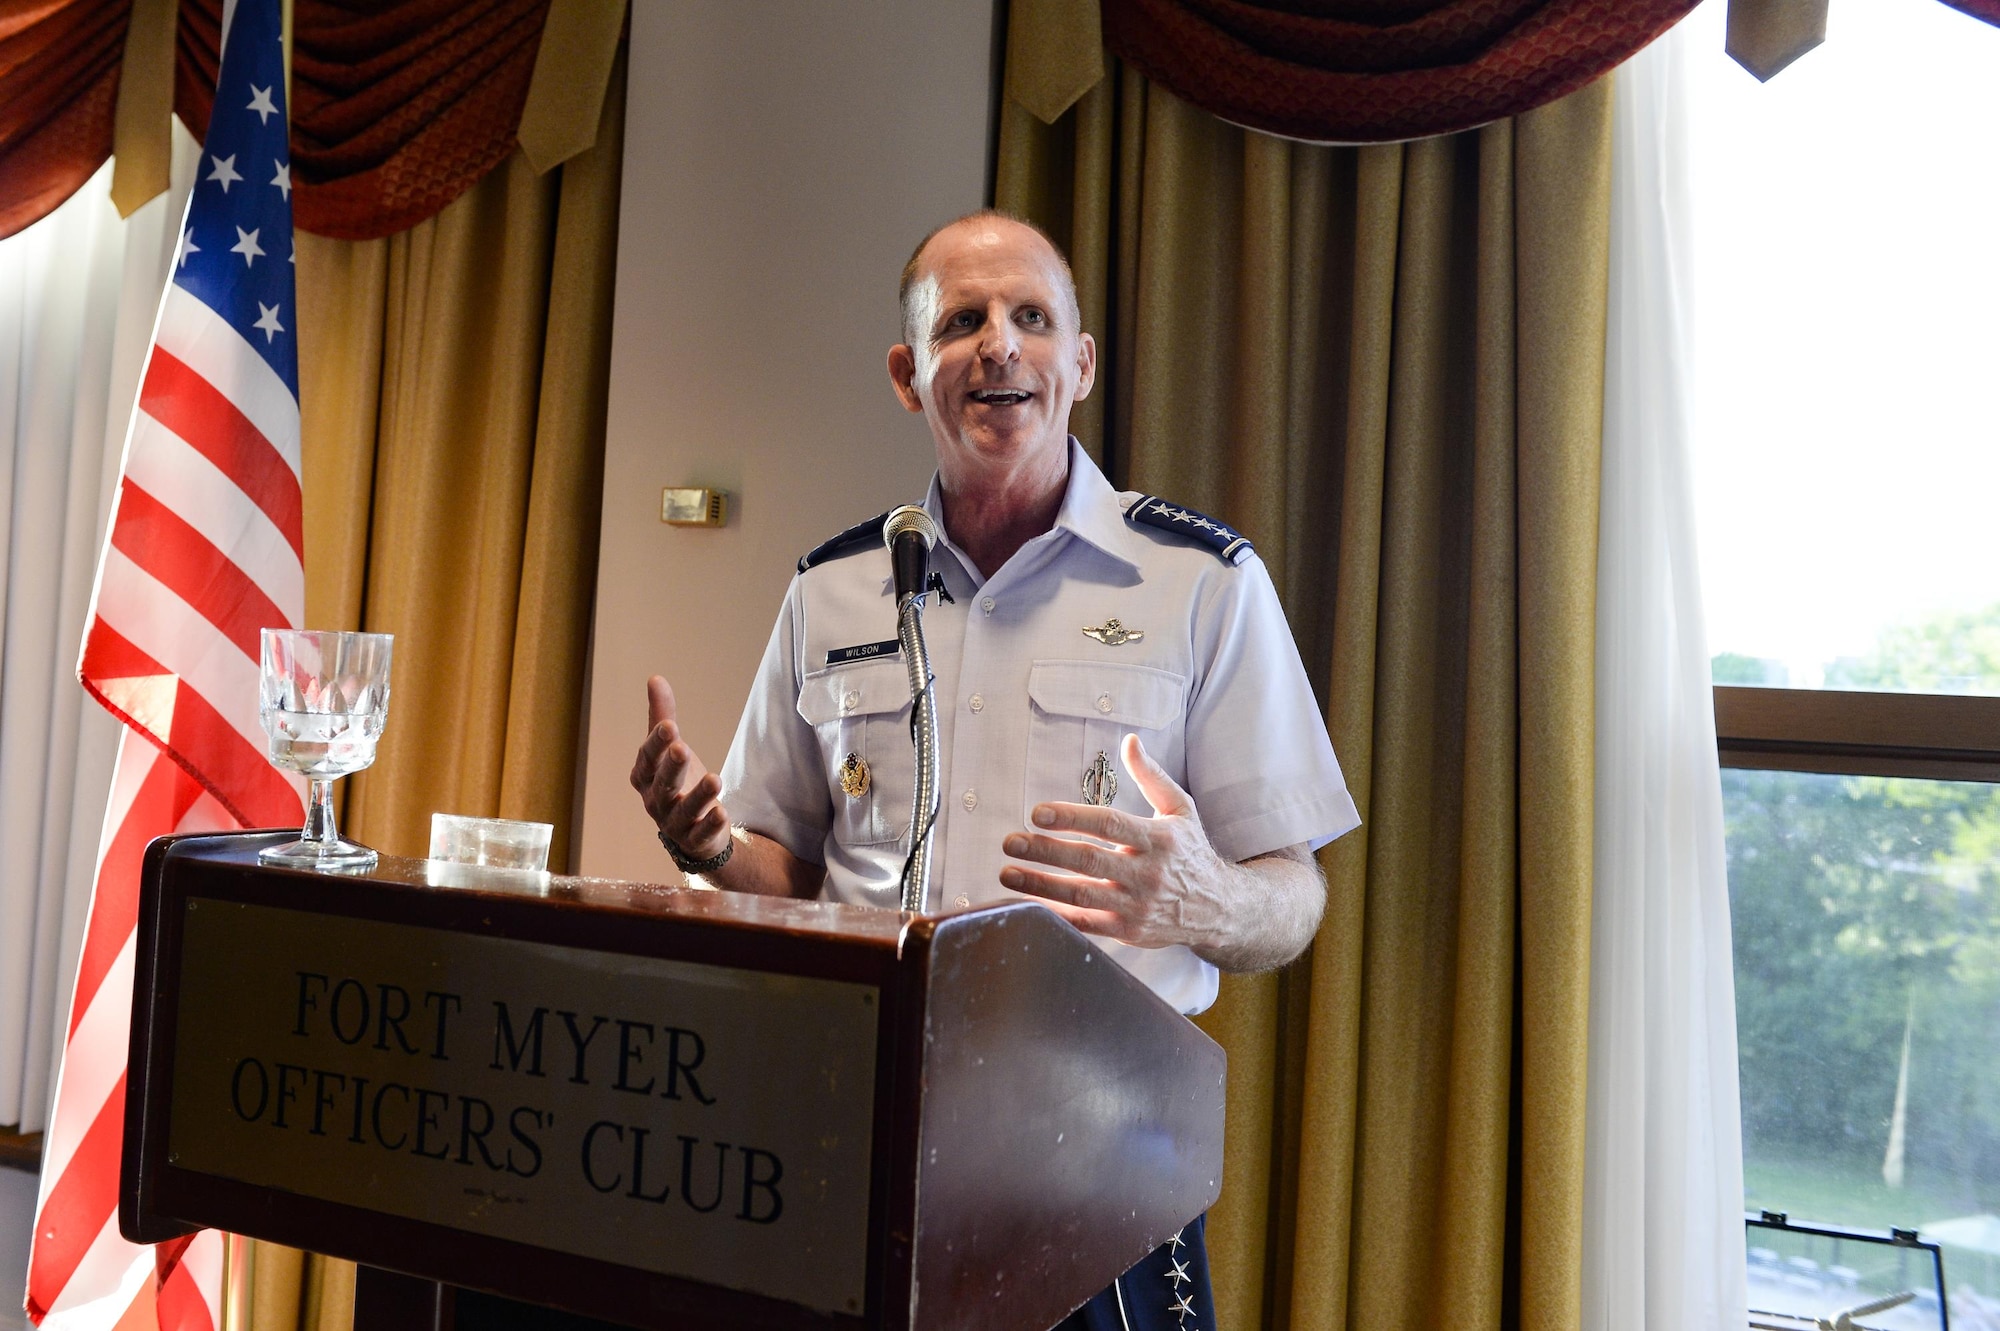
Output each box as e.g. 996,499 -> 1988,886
631,210 -> 1357,1331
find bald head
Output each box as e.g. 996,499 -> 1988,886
884,207 -> 1097,496
898,210 -> 1081,349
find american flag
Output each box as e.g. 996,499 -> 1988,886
28,0 -> 305,1326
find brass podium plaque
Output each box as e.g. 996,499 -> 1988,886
166,900 -> 879,1314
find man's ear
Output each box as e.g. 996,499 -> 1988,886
1073,332 -> 1098,403
887,344 -> 924,414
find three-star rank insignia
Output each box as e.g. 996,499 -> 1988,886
1083,618 -> 1144,646
1164,1228 -> 1196,1326
1123,494 -> 1255,564
838,753 -> 870,798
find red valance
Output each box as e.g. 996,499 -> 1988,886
0,0 -> 562,242
1943,0 -> 2000,21
1099,0 -> 1700,142
0,2 -> 126,241
177,0 -> 552,240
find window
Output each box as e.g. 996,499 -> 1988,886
1686,0 -> 2000,1320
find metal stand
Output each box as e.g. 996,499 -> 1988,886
897,589 -> 940,913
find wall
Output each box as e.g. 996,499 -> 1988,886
577,1 -> 999,881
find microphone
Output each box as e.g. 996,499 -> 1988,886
883,505 -> 940,607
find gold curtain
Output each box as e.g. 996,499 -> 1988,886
997,55 -> 1609,1331
222,41 -> 628,1331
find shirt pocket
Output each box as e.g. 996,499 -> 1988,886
797,658 -> 914,847
1025,660 -> 1187,817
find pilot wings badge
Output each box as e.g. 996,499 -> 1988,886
1082,618 -> 1144,646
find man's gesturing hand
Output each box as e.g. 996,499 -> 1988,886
998,733 -> 1325,972
630,676 -> 730,860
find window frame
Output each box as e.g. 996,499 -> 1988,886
1714,686 -> 2000,783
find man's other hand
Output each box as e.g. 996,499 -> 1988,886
998,733 -> 1325,973
631,676 -> 731,860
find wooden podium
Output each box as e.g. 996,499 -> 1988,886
121,833 -> 1225,1331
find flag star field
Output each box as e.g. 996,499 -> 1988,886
174,0 -> 298,396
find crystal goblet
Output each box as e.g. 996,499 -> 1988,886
258,628 -> 394,871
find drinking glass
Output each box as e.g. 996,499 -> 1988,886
428,814 -> 553,872
258,629 -> 394,871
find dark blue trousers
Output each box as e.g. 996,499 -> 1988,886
1052,1214 -> 1216,1331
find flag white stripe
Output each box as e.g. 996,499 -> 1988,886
152,286 -> 301,476
92,731 -> 159,882
40,763 -> 242,1183
125,410 -> 304,613
40,734 -> 156,1210
37,1211 -> 152,1325
35,934 -> 133,1191
93,547 -> 266,753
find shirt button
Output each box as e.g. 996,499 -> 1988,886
1096,694 -> 1113,713
962,790 -> 978,811
841,690 -> 859,711
969,693 -> 984,712
954,894 -> 970,908
981,597 -> 995,614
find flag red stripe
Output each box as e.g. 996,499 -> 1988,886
64,748 -> 185,1040
80,612 -> 174,685
139,349 -> 304,561
78,636 -> 298,832
155,1236 -> 214,1331
152,1235 -> 194,1291
24,1073 -> 127,1322
109,483 -> 291,663
156,676 -> 297,826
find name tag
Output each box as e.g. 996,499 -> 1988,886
825,640 -> 900,666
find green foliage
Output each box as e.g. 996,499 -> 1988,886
1731,604 -> 2000,1218
1823,601 -> 2000,694
1729,769 -> 2000,1206
1713,651 -> 1785,685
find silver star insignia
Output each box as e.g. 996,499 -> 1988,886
1170,1291 -> 1195,1320
1166,1229 -> 1186,1252
1171,508 -> 1198,523
1167,1258 -> 1190,1284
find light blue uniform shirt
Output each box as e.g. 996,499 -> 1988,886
720,442 -> 1359,1014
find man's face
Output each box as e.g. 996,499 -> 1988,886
889,220 -> 1095,479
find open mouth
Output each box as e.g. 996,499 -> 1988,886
969,388 -> 1031,406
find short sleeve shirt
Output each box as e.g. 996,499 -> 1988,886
719,441 -> 1359,1014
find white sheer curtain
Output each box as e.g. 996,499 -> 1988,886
0,127 -> 198,1135
1585,18 -> 1750,1331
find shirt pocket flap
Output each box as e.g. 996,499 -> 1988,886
1028,660 -> 1186,730
798,659 -> 914,725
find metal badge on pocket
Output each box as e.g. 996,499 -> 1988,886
838,753 -> 870,798
1083,618 -> 1144,646
1082,751 -> 1118,806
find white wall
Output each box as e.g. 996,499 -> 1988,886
578,1 -> 999,881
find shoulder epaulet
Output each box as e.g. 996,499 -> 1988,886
798,511 -> 892,573
1122,494 -> 1255,565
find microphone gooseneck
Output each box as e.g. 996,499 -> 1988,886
882,505 -> 942,914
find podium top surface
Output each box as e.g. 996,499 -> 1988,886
170,832 -> 912,946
